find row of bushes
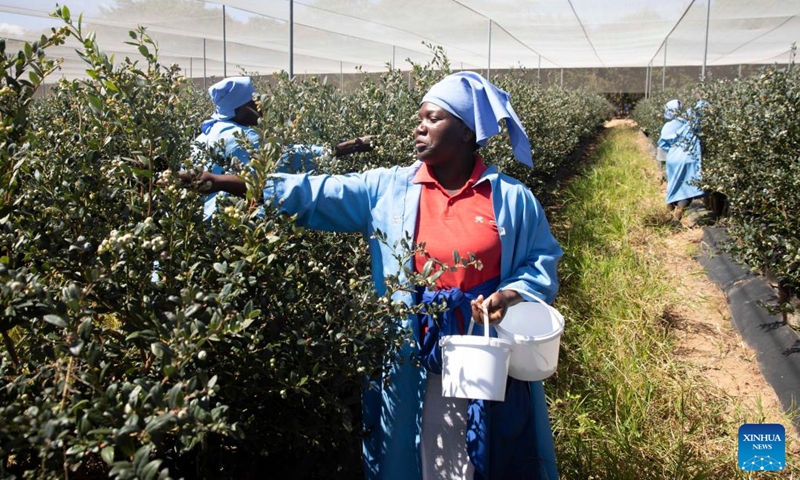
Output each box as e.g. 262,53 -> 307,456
1,7 -> 613,479
633,63 -> 800,310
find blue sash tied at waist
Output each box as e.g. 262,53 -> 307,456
414,278 -> 552,479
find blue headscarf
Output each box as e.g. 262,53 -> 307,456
421,71 -> 533,168
664,99 -> 681,120
201,76 -> 256,134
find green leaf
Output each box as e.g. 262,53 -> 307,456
422,260 -> 433,278
101,446 -> 115,465
213,262 -> 227,274
103,80 -> 119,92
140,459 -> 163,480
69,339 -> 85,356
144,413 -> 174,436
132,444 -> 152,473
70,399 -> 89,414
87,94 -> 103,114
66,444 -> 85,455
185,304 -> 200,318
150,342 -> 172,360
116,431 -> 137,457
43,314 -> 67,327
130,167 -> 153,178
167,383 -> 183,408
126,330 -> 157,341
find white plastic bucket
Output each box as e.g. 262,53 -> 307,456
495,293 -> 564,381
440,305 -> 513,401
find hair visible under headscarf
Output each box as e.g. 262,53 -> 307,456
201,76 -> 256,134
664,99 -> 681,120
421,71 -> 533,168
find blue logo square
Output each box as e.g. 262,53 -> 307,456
738,423 -> 786,471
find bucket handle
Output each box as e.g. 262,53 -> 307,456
466,291 -> 561,339
466,302 -> 491,341
517,290 -> 562,329
518,290 -> 548,306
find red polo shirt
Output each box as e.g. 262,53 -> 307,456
413,157 -> 501,291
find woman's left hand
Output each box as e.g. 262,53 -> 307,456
470,290 -> 520,325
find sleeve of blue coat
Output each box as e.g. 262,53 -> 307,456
262,172 -> 372,235
277,144 -> 323,173
658,120 -> 680,151
498,191 -> 563,305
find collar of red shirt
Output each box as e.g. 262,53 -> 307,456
412,155 -> 489,188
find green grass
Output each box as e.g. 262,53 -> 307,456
548,124 -> 798,479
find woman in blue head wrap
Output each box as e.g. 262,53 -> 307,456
183,72 -> 562,479
658,99 -> 705,222
197,76 -> 261,161
194,76 -> 374,219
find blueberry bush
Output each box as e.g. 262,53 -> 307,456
1,8 -> 611,479
633,62 -> 800,317
700,63 -> 800,308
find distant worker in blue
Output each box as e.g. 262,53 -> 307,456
195,76 -> 372,219
183,71 -> 562,480
658,99 -> 705,223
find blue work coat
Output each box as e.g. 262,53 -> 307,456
263,161 -> 562,479
194,121 -> 321,218
658,119 -> 705,204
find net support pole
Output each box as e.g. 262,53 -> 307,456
189,57 -> 193,80
289,0 -> 294,80
701,0 -> 710,81
662,39 -> 667,90
487,20 -> 492,79
560,68 -> 564,88
738,64 -> 742,78
340,62 -> 343,91
222,5 -> 227,78
202,38 -> 207,89
538,55 -> 541,85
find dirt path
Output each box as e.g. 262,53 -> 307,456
613,118 -> 800,456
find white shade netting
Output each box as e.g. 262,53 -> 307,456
1,0 -> 798,91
